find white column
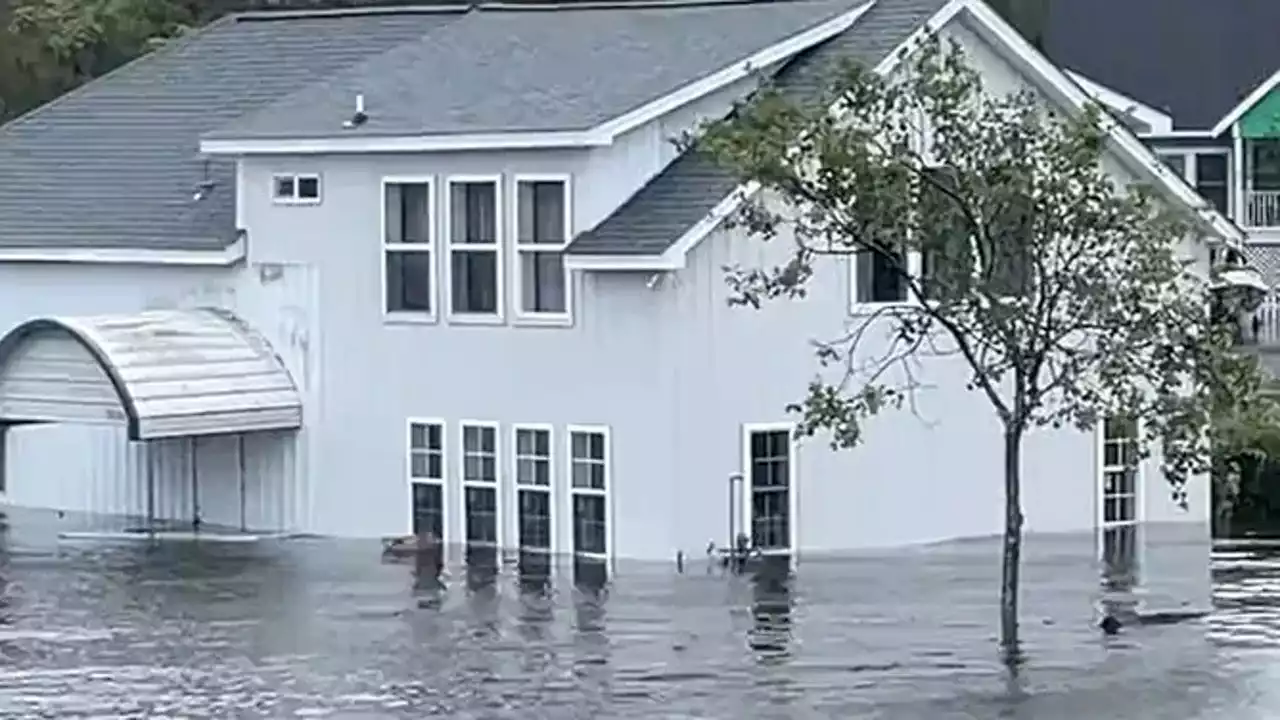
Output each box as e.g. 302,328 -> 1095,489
1233,122 -> 1246,225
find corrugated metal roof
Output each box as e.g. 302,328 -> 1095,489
0,309 -> 302,440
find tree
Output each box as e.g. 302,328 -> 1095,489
694,37 -> 1264,663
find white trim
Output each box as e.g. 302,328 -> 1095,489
1140,130 -> 1218,140
565,424 -> 613,563
380,175 -> 439,323
198,3 -> 876,157
740,422 -> 799,557
1212,67 -> 1280,138
511,423 -> 555,554
663,0 -> 1244,270
444,175 -> 505,324
591,1 -> 876,140
406,417 -> 447,538
270,172 -> 323,206
1233,123 -> 1246,223
459,420 -> 502,549
234,160 -> 246,229
0,234 -> 247,266
1065,70 -> 1172,135
563,253 -> 682,272
201,130 -> 611,156
512,173 -> 574,325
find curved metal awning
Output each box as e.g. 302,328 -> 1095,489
0,308 -> 302,440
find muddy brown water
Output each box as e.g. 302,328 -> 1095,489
0,510 -> 1277,718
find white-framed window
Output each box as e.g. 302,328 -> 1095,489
460,421 -> 500,547
382,177 -> 436,318
446,176 -> 502,320
742,423 -> 797,553
567,425 -> 611,560
1153,148 -> 1231,215
513,424 -> 553,553
272,173 -> 321,204
1099,415 -> 1140,583
407,418 -> 446,540
514,175 -> 571,321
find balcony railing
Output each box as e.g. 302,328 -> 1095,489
1247,190 -> 1280,228
1242,291 -> 1280,347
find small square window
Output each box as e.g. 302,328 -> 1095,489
273,176 -> 296,199
297,176 -> 320,200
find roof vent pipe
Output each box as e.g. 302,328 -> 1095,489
344,93 -> 368,129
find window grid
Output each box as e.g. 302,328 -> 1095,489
407,419 -> 445,542
514,425 -> 553,553
747,428 -> 792,552
1099,416 -> 1140,581
272,173 -> 321,204
568,427 -> 609,559
514,176 -> 571,319
447,177 -> 502,319
461,422 -> 499,547
383,179 -> 435,316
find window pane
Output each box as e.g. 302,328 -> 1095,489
412,482 -> 443,539
572,494 -> 607,555
1159,154 -> 1186,178
856,249 -> 906,303
519,489 -> 552,551
410,423 -> 426,450
451,182 -> 497,245
518,181 -> 566,244
427,452 -> 442,480
425,424 -> 441,451
571,432 -> 589,459
571,461 -> 592,489
386,183 -> 430,245
1197,154 -> 1227,182
520,251 -> 567,313
919,168 -> 971,300
410,451 -> 429,479
751,489 -> 790,550
274,176 -> 295,198
588,432 -> 605,460
297,176 -> 320,199
385,251 -> 432,312
464,426 -> 494,453
451,251 -> 498,314
588,463 -> 606,491
465,486 -> 498,544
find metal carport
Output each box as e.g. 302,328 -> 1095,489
0,308 -> 302,530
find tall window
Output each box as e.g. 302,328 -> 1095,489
568,426 -> 610,559
384,180 -> 435,315
408,419 -> 445,540
461,422 -> 499,546
746,426 -> 793,552
1100,416 -> 1139,583
1195,153 -> 1229,215
515,178 -> 570,317
514,425 -> 553,553
448,178 -> 500,317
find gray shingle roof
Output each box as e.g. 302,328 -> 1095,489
567,0 -> 948,256
204,0 -> 863,141
0,9 -> 464,251
1042,0 -> 1280,132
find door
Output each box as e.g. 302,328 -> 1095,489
742,424 -> 797,555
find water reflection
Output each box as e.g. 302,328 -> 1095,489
748,556 -> 793,658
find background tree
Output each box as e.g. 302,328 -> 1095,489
695,37 -> 1264,664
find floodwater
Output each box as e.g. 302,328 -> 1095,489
0,514 -> 1277,718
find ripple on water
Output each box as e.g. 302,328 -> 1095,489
0,521 -> 1276,718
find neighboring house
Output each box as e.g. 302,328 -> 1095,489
1043,0 -> 1280,352
0,0 -> 1237,609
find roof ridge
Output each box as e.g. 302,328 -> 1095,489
232,0 -> 827,20
233,4 -> 468,21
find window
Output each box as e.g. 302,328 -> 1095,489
745,425 -> 794,552
515,177 -> 571,318
384,179 -> 435,316
1099,415 -> 1139,583
514,425 -> 553,553
461,422 -> 499,546
1195,153 -> 1229,215
853,248 -> 907,304
447,178 -> 501,318
272,174 -> 321,204
568,426 -> 610,558
1158,152 -> 1187,179
408,419 -> 445,540
919,167 -> 970,301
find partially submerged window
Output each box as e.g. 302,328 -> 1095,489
461,422 -> 499,546
1099,415 -> 1140,585
515,425 -> 553,553
408,419 -> 445,539
569,426 -> 610,559
747,425 -> 794,552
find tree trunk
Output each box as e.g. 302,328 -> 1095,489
1000,425 -> 1025,667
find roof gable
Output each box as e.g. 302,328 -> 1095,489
1043,0 -> 1280,132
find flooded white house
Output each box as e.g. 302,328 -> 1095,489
0,0 -> 1241,609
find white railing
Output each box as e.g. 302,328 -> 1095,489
1247,191 -> 1280,228
1246,291 -> 1280,347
